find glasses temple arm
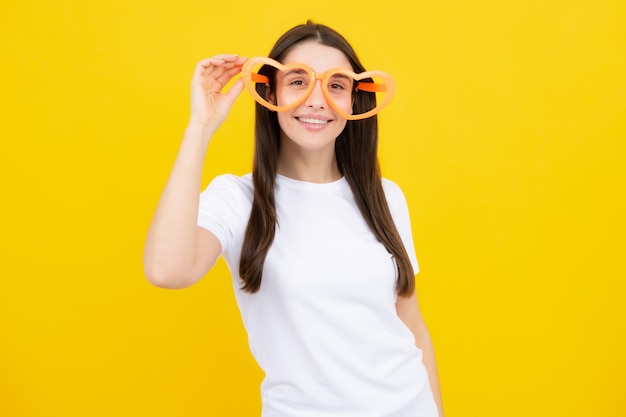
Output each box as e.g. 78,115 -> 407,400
250,73 -> 270,84
356,82 -> 387,93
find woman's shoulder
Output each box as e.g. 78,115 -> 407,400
381,177 -> 412,215
381,177 -> 405,199
202,173 -> 254,203
206,172 -> 252,191
198,174 -> 253,253
209,172 -> 252,184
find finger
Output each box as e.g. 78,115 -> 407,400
212,63 -> 245,87
192,56 -> 247,94
224,78 -> 245,101
205,56 -> 246,73
211,79 -> 245,117
198,54 -> 239,68
194,55 -> 239,77
212,53 -> 240,63
198,58 -> 246,91
193,60 -> 218,80
198,61 -> 244,86
192,63 -> 228,90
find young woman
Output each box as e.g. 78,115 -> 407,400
143,21 -> 444,417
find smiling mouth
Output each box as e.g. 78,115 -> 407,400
296,117 -> 330,125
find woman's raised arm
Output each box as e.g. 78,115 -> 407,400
143,55 -> 246,288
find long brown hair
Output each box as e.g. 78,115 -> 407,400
239,21 -> 415,297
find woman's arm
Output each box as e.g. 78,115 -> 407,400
142,55 -> 246,288
396,292 -> 445,417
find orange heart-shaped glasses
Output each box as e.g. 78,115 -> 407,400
241,57 -> 396,120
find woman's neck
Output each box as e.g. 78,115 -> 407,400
277,146 -> 342,184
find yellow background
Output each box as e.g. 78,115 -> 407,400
1,1 -> 625,416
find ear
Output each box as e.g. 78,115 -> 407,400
265,84 -> 276,105
350,86 -> 358,114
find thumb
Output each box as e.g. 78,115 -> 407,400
224,78 -> 245,102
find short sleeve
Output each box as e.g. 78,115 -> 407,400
382,179 -> 420,275
197,174 -> 254,255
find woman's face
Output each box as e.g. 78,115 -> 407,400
272,41 -> 353,153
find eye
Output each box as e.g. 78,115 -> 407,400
328,76 -> 352,93
287,77 -> 308,89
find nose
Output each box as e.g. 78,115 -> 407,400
304,78 -> 327,109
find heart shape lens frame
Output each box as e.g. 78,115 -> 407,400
241,57 -> 396,120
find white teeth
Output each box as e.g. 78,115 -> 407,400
298,117 -> 329,124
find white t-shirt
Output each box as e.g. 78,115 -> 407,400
198,173 -> 438,417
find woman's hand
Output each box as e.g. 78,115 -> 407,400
189,54 -> 247,129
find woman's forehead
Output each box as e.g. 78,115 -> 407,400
281,41 -> 352,73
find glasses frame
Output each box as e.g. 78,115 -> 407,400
241,57 -> 396,121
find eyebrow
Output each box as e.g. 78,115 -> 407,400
283,69 -> 308,77
328,74 -> 351,82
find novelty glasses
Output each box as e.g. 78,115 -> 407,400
241,57 -> 396,120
